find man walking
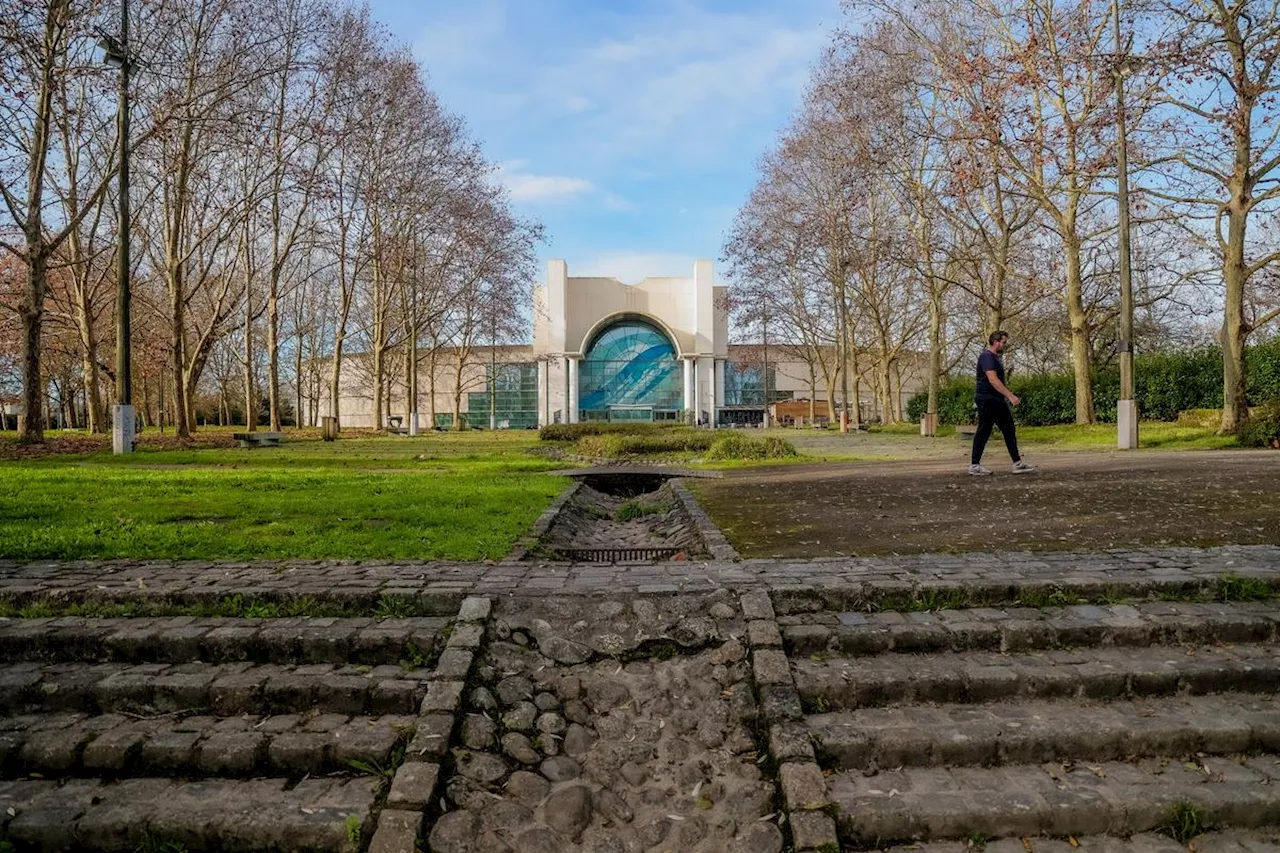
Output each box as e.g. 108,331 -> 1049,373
969,331 -> 1036,475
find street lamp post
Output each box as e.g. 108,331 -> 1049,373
102,1 -> 133,454
1113,0 -> 1138,449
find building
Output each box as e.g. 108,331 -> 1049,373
318,259 -> 924,429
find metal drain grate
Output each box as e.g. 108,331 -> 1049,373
552,547 -> 682,563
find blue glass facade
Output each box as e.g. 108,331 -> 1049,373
579,320 -> 682,420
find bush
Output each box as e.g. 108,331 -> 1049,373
575,431 -> 717,458
1007,373 -> 1078,425
1238,402 -> 1280,448
539,422 -> 677,441
703,434 -> 799,460
1249,336 -> 1280,404
905,378 -> 978,424
906,341 -> 1280,426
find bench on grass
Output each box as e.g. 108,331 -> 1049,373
956,424 -> 977,441
233,431 -> 283,448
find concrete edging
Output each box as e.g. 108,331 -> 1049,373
671,479 -> 740,562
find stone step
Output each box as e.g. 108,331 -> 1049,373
793,642 -> 1280,711
0,615 -> 449,666
0,711 -> 414,779
876,829 -> 1280,851
827,754 -> 1280,847
782,600 -> 1280,657
809,693 -> 1280,772
0,775 -> 379,852
0,661 -> 434,717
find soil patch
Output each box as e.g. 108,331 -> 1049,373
690,449 -> 1280,558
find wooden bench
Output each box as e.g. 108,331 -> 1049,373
956,424 -> 977,441
233,431 -> 283,448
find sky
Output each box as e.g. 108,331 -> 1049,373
366,0 -> 844,284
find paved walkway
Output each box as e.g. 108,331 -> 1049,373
2,544 -> 1279,604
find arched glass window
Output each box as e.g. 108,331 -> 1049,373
579,319 -> 682,417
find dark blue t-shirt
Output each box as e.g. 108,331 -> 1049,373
975,349 -> 1005,400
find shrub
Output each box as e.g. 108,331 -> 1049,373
1249,336 -> 1280,404
575,431 -> 717,458
906,341 -> 1280,426
1007,373 -> 1078,425
539,422 -> 677,441
905,378 -> 978,424
1238,402 -> 1280,448
703,434 -> 799,460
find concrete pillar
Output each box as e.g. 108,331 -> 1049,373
538,360 -> 550,427
714,359 -> 726,409
408,413 -> 420,436
567,357 -> 579,423
1117,400 -> 1138,449
683,358 -> 695,415
112,404 -> 135,454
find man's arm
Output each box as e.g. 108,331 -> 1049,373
985,370 -> 1020,406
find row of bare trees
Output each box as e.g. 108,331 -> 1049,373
724,0 -> 1280,433
1,0 -> 540,442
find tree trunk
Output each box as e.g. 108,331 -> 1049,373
1221,193 -> 1250,433
19,250 -> 49,443
926,288 -> 942,434
1063,231 -> 1095,424
267,289 -> 280,430
243,286 -> 255,430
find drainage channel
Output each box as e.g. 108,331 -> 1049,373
529,467 -> 719,563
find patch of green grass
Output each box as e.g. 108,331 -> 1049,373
0,458 -> 567,561
344,814 -> 362,847
1158,801 -> 1208,843
1017,422 -> 1239,450
1214,574 -> 1274,602
616,500 -> 667,522
800,695 -> 831,714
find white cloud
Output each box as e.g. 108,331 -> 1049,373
497,161 -> 595,203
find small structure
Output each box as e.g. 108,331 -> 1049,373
233,431 -> 283,448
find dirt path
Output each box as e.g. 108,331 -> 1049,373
690,450 -> 1280,558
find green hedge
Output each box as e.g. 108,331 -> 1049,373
576,431 -> 718,457
1239,402 -> 1280,448
539,422 -> 680,441
907,342 -> 1280,425
703,434 -> 798,460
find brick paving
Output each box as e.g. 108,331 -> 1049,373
2,543 -> 1279,605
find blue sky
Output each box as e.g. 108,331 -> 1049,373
367,0 -> 843,283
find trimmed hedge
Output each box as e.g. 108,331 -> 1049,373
703,434 -> 798,460
576,431 -> 718,457
539,422 -> 679,441
907,342 -> 1280,426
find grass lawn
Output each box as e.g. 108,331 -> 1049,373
0,430 -> 568,561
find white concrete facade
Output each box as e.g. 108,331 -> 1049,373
532,259 -> 729,425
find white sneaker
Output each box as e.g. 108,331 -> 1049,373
1012,460 -> 1037,474
968,464 -> 992,476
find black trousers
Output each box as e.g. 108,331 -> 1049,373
972,397 -> 1020,465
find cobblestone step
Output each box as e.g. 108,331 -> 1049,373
782,601 -> 1280,657
793,642 -> 1280,711
0,775 -> 379,851
876,829 -> 1280,851
809,693 -> 1280,772
827,754 -> 1280,848
0,711 -> 414,779
0,661 -> 436,717
0,615 -> 449,665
